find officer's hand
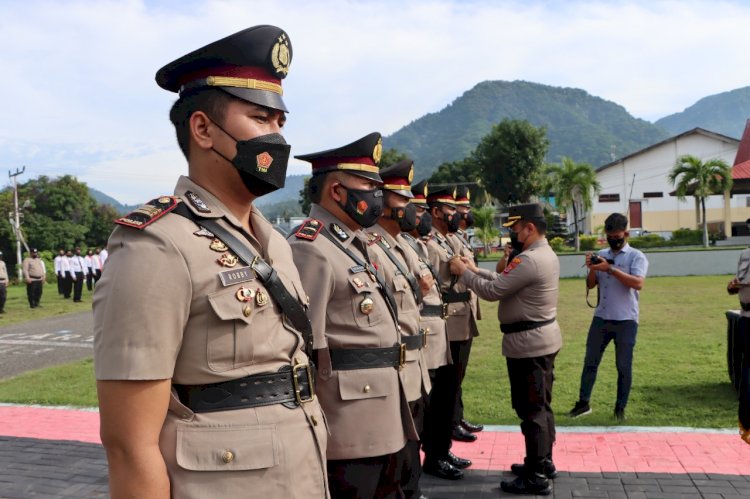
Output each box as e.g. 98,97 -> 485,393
419,273 -> 434,293
503,243 -> 513,259
25,278 -> 31,284
461,256 -> 478,273
449,256 -> 467,276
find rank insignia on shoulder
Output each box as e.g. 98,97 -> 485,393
330,223 -> 349,241
294,218 -> 323,240
185,191 -> 211,213
503,257 -> 522,274
115,196 -> 179,229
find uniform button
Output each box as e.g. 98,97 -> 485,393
321,368 -> 330,376
221,450 -> 235,463
311,415 -> 318,426
363,385 -> 371,393
425,328 -> 430,333
181,413 -> 191,420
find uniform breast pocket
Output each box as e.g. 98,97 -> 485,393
176,423 -> 279,471
206,286 -> 274,372
348,273 -> 384,328
392,273 -> 417,313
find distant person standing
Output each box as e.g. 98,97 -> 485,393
99,246 -> 108,268
0,251 -> 8,313
70,247 -> 87,302
22,248 -> 46,308
727,220 -> 750,445
54,249 -> 64,296
84,249 -> 95,291
92,248 -> 103,282
61,250 -> 73,299
568,212 -> 648,422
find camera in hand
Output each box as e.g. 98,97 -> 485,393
590,255 -> 614,265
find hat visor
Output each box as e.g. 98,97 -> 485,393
221,87 -> 288,112
385,188 -> 414,198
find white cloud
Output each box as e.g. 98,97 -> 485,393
1,0 -> 749,202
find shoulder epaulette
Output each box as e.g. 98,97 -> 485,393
294,218 -> 323,240
115,196 -> 179,229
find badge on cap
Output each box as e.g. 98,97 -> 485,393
372,138 -> 383,165
217,253 -> 239,267
210,238 -> 229,252
331,223 -> 349,241
360,296 -> 374,315
185,191 -> 211,213
408,166 -> 414,183
271,33 -> 291,76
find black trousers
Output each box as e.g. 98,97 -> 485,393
56,272 -> 63,295
422,365 -> 460,460
26,280 -> 43,308
739,317 -> 750,434
73,272 -> 84,301
0,284 -> 6,312
507,351 -> 558,466
399,397 -> 426,498
328,450 -> 404,499
451,338 -> 473,425
86,269 -> 94,291
94,269 -> 102,282
62,272 -> 73,298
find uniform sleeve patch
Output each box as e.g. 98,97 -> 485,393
294,218 -> 323,240
503,257 -> 522,274
115,196 -> 179,229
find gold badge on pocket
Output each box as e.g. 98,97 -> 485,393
217,253 -> 238,268
235,286 -> 256,302
359,296 -> 374,315
256,289 -> 269,307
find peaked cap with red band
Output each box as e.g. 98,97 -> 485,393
411,179 -> 429,205
427,184 -> 456,208
455,185 -> 471,206
155,25 -> 292,112
379,159 -> 414,198
295,132 -> 383,183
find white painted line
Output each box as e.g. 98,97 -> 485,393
483,424 -> 738,434
0,340 -> 92,348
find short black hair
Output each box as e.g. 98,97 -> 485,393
169,88 -> 233,159
604,213 -> 628,232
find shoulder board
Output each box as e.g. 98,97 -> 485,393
294,218 -> 323,241
115,196 -> 179,230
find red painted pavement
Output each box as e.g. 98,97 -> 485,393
2,405 -> 750,475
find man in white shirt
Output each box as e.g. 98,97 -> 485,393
70,247 -> 88,302
99,246 -> 108,268
93,249 -> 103,282
54,249 -> 64,296
61,250 -> 73,299
85,250 -> 95,291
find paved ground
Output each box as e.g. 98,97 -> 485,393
2,405 -> 750,498
0,312 -> 93,379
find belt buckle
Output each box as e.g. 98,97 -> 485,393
441,303 -> 448,319
398,343 -> 406,370
292,362 -> 315,404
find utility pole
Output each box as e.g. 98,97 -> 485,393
9,166 -> 25,282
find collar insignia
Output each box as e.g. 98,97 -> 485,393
194,227 -> 215,238
185,191 -> 211,213
331,223 -> 349,241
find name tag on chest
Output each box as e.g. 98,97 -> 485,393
218,266 -> 255,287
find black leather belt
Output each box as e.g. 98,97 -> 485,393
421,303 -> 447,318
402,331 -> 427,350
501,318 -> 556,334
442,290 -> 470,304
742,302 -> 750,312
329,344 -> 405,370
174,364 -> 315,413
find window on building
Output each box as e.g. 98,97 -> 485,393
598,193 -> 620,202
643,192 -> 663,198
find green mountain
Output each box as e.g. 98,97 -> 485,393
384,80 -> 670,178
655,86 -> 750,139
253,174 -> 307,208
89,188 -> 138,214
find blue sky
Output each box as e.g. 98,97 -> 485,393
1,0 -> 749,204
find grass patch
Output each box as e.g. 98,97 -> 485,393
0,275 -> 741,427
0,358 -> 97,407
0,282 -> 93,326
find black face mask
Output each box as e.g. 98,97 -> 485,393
607,237 -> 625,251
391,203 -> 417,232
445,211 -> 460,233
339,185 -> 383,228
211,120 -> 291,198
463,211 -> 474,228
510,229 -> 525,253
417,211 -> 433,237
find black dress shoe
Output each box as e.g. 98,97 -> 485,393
510,459 -> 558,479
460,418 -> 484,433
446,451 -> 471,469
422,458 -> 464,480
500,474 -> 551,496
451,425 -> 477,442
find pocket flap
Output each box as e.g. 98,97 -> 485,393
338,368 -> 394,401
176,424 -> 278,471
208,287 -> 267,325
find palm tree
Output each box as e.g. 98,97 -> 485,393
668,154 -> 733,248
472,205 -> 499,255
543,157 -> 601,251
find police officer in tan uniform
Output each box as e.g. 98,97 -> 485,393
0,251 -> 8,313
450,203 -> 562,496
366,160 -> 432,498
446,185 -> 484,438
420,186 -> 470,480
22,249 -> 45,308
289,133 -> 417,498
93,26 -> 328,499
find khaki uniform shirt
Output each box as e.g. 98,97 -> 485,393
459,238 -> 562,359
22,257 -> 45,281
737,248 -> 750,317
289,204 -> 416,460
0,260 -> 8,285
426,229 -> 479,342
401,233 -> 450,370
368,226 -> 431,402
93,176 -> 328,499
448,230 -> 482,324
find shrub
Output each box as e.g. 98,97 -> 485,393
579,235 -> 598,251
671,228 -> 702,245
549,237 -> 567,253
628,234 -> 665,249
